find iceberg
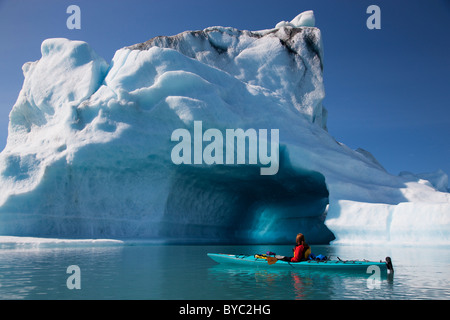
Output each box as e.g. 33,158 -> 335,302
0,11 -> 448,245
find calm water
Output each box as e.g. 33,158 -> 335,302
0,243 -> 449,300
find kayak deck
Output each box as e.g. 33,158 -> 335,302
207,253 -> 392,272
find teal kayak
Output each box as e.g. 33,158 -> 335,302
207,253 -> 393,273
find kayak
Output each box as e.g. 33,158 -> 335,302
207,253 -> 393,273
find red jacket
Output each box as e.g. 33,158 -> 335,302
291,245 -> 306,262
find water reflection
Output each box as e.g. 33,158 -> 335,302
0,246 -> 124,299
207,264 -> 392,300
0,244 -> 448,299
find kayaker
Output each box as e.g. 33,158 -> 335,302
282,233 -> 311,262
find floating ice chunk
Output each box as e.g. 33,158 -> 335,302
0,236 -> 124,249
326,200 -> 450,246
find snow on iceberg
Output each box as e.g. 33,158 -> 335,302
0,11 -> 448,245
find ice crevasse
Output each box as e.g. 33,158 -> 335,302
0,11 -> 448,245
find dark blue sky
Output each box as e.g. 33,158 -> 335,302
0,0 -> 449,181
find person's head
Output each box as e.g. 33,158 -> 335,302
296,233 -> 306,246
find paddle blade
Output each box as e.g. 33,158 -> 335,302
267,257 -> 277,265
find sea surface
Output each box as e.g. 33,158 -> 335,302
0,242 -> 449,300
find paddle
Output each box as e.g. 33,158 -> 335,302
267,256 -> 278,265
